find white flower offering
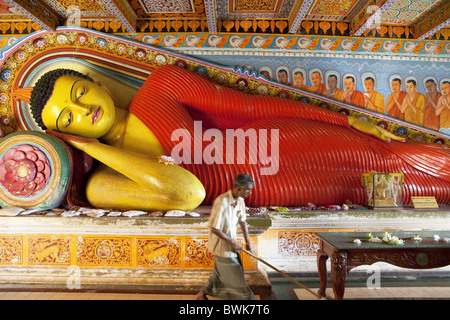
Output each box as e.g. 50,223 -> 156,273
158,155 -> 175,165
368,237 -> 382,243
381,232 -> 404,245
366,232 -> 404,245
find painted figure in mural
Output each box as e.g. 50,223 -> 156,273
437,81 -> 450,129
323,74 -> 344,102
27,65 -> 450,211
423,79 -> 441,131
259,70 -> 271,81
308,71 -> 327,95
276,69 -> 292,86
363,77 -> 384,114
342,76 -> 365,108
401,79 -> 425,126
292,70 -> 309,91
386,78 -> 406,121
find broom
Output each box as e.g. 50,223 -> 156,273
242,249 -> 331,300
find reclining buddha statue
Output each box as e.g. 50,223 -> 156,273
22,64 -> 449,211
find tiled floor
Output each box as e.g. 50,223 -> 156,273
0,291 -> 264,300
0,291 -> 198,300
0,286 -> 449,300
294,286 -> 450,300
0,285 -> 449,300
269,270 -> 450,300
1,271 -> 449,300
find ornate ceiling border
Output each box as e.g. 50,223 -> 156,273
217,0 -> 295,19
1,30 -> 449,66
40,0 -> 112,18
133,33 -> 450,60
0,18 -> 449,42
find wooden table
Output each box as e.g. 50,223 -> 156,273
316,231 -> 450,300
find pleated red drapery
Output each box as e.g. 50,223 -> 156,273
127,65 -> 450,206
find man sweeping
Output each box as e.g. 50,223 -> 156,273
196,173 -> 255,300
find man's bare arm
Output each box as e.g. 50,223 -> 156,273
210,223 -> 252,252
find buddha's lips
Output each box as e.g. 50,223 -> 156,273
92,107 -> 100,124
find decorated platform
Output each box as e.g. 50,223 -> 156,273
0,205 -> 449,294
0,207 -> 272,296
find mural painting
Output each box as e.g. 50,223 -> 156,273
213,56 -> 450,137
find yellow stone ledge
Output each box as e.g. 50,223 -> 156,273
0,267 -> 272,296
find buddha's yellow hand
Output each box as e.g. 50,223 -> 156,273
347,117 -> 405,143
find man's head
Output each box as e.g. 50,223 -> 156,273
260,70 -> 270,80
425,79 -> 437,93
311,71 -> 322,86
327,74 -> 338,90
30,69 -> 91,130
406,79 -> 417,95
391,78 -> 402,93
233,173 -> 255,199
364,77 -> 375,92
344,76 -> 355,91
442,81 -> 450,96
277,69 -> 289,84
30,69 -> 116,138
293,71 -> 304,86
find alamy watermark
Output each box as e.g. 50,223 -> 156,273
66,265 -> 81,290
67,5 -> 81,27
367,5 -> 382,31
366,265 -> 381,290
170,121 -> 280,176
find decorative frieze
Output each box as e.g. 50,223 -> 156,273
0,234 -> 219,269
278,231 -> 321,256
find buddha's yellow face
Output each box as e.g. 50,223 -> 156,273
41,75 -> 115,138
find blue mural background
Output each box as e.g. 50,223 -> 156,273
196,53 -> 450,135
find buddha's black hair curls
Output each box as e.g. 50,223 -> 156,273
30,69 -> 93,130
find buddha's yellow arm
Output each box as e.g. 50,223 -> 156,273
348,116 -> 405,142
49,131 -> 206,210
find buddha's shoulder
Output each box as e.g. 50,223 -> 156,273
120,113 -> 164,156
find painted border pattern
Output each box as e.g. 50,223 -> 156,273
278,231 -> 321,256
134,32 -> 450,58
0,234 -> 230,269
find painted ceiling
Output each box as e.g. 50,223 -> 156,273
0,0 -> 449,40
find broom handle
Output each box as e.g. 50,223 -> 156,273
242,249 -> 326,300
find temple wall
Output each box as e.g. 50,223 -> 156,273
1,209 -> 450,290
0,28 -> 448,291
0,213 -> 267,291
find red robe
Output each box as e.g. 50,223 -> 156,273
345,90 -> 365,108
127,65 -> 450,206
387,91 -> 406,121
424,92 -> 441,131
